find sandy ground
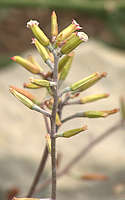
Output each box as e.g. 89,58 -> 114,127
0,40 -> 125,200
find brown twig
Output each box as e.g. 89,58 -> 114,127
26,115 -> 50,197
35,120 -> 122,192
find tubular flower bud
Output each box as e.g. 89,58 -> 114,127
32,38 -> 49,62
10,85 -> 40,105
9,87 -> 51,117
120,97 -> 125,120
58,52 -> 74,73
61,72 -> 102,95
56,113 -> 62,127
30,78 -> 56,87
45,134 -> 51,153
32,38 -> 54,69
27,20 -> 50,46
27,55 -> 43,72
60,32 -> 88,55
55,125 -> 87,138
24,82 -> 42,89
78,109 -> 119,118
80,93 -> 109,104
71,72 -> 107,93
11,56 -> 43,74
56,19 -> 82,43
9,86 -> 34,109
59,52 -> 74,83
51,11 -> 58,41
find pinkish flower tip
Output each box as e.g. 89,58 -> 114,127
10,56 -> 16,61
72,19 -> 82,30
31,38 -> 36,44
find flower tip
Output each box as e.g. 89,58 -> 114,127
52,10 -> 56,16
27,19 -> 39,28
101,72 -> 107,77
106,93 -> 110,97
77,32 -> 88,42
10,56 -> 16,61
72,19 -> 82,30
82,125 -> 88,131
112,108 -> 120,113
31,38 -> 36,44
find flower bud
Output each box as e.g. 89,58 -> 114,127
10,85 -> 40,105
58,52 -> 74,73
56,113 -> 62,127
45,134 -> 51,153
30,78 -> 56,87
59,52 -> 74,84
9,86 -> 51,117
60,31 -> 88,55
24,82 -> 42,89
27,20 -> 50,46
9,86 -> 34,109
11,56 -> 43,74
56,19 -> 82,43
55,125 -> 87,138
71,72 -> 107,93
80,109 -> 119,118
51,11 -> 58,42
32,38 -> 54,69
27,55 -> 43,72
61,72 -> 100,95
80,93 -> 109,104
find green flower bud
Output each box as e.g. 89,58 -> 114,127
58,52 -> 74,73
80,93 -> 109,104
51,11 -> 58,42
55,125 -> 87,138
59,52 -> 74,86
71,72 -> 107,93
9,86 -> 51,117
60,32 -> 88,55
45,134 -> 51,153
78,109 -> 119,118
27,55 -> 43,72
11,56 -> 43,74
9,86 -> 34,109
30,78 -> 56,87
10,85 -> 40,105
27,20 -> 50,46
32,38 -> 49,61
56,19 -> 82,43
24,82 -> 42,89
32,38 -> 54,69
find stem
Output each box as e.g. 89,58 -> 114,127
27,145 -> 48,197
36,120 -> 122,192
50,53 -> 59,200
26,115 -> 50,197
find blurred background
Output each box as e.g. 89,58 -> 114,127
0,1 -> 125,200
